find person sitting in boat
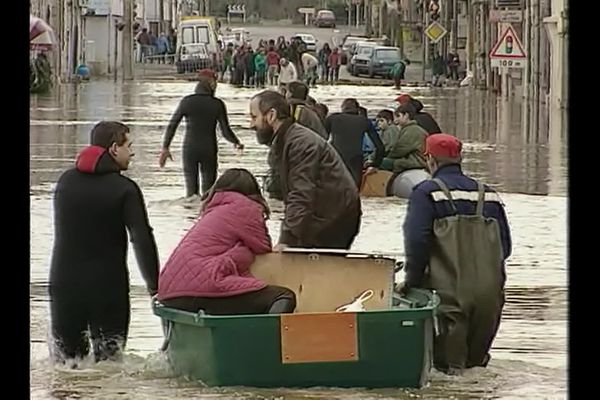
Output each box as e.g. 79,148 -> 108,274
325,98 -> 385,188
157,168 -> 297,315
394,94 -> 442,135
398,134 -> 512,375
378,103 -> 428,174
376,109 -> 401,155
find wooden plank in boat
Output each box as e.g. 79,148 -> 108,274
280,312 -> 359,364
251,251 -> 395,313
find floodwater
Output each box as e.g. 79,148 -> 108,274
30,81 -> 568,399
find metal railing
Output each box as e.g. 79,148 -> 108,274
138,54 -> 178,64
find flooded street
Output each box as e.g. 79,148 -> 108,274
30,81 -> 567,399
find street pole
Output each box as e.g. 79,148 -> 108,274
452,0 -> 458,51
398,8 -> 404,59
421,0 -> 427,81
348,1 -> 352,27
356,3 -> 360,28
122,0 -> 133,80
108,7 -> 112,74
159,0 -> 164,32
114,21 -> 118,82
365,0 -> 371,36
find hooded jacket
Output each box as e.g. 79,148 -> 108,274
49,146 -> 160,295
410,98 -> 442,134
158,191 -> 271,300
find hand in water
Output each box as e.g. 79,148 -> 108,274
273,243 -> 288,252
158,148 -> 173,168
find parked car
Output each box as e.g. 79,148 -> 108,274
347,42 -> 377,74
293,33 -> 317,52
176,43 -> 213,73
314,9 -> 336,28
350,46 -> 403,78
339,35 -> 368,64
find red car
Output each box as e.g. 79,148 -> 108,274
314,10 -> 336,28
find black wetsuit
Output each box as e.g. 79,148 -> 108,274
325,111 -> 385,187
163,89 -> 241,196
49,146 -> 159,363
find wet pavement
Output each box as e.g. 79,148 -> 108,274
30,80 -> 567,399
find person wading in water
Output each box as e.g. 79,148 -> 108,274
160,69 -> 244,198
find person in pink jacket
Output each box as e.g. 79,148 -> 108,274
157,168 -> 296,315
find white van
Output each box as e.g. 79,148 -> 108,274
176,17 -> 220,59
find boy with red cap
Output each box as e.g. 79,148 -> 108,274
399,133 -> 512,376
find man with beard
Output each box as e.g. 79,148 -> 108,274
249,90 -> 361,250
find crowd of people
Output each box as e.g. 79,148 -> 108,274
216,36 -> 343,88
48,70 -> 512,377
135,27 -> 177,63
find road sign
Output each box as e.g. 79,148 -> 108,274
490,24 -> 527,68
298,7 -> 316,14
424,21 -> 448,44
490,58 -> 526,68
490,9 -> 523,23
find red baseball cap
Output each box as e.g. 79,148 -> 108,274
395,94 -> 412,104
425,134 -> 462,158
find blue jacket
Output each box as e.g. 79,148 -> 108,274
403,164 -> 512,287
157,36 -> 170,54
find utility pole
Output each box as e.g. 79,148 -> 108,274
397,7 -> 404,59
451,0 -> 458,51
122,0 -> 133,80
421,0 -> 427,81
159,0 -> 164,32
348,0 -> 352,27
365,0 -> 371,36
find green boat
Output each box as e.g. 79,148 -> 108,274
153,250 -> 440,389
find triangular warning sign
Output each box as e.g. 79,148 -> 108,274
490,25 -> 527,59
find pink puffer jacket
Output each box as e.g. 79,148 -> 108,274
157,191 -> 272,300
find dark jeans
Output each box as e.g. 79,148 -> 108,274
329,66 -> 340,81
50,287 -> 130,363
182,148 -> 217,197
321,65 -> 329,81
244,70 -> 255,86
255,70 -> 266,87
161,285 -> 296,315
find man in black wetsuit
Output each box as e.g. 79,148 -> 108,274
325,98 -> 385,188
49,121 -> 160,365
159,69 -> 244,197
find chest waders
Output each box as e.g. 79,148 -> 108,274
425,178 -> 505,373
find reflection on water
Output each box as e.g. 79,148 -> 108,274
30,81 -> 567,399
